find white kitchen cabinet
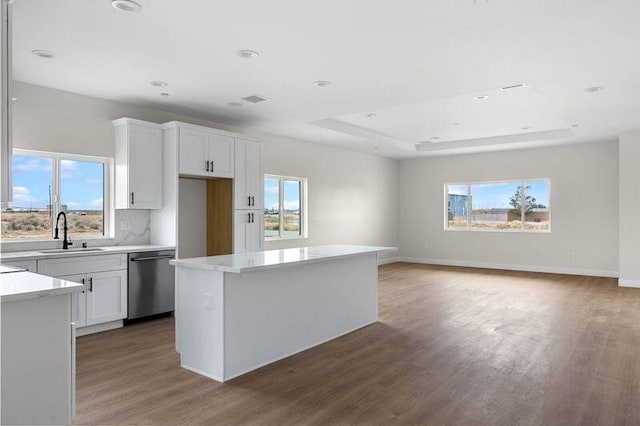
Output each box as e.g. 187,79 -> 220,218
86,270 -> 127,326
113,118 -> 163,209
57,273 -> 87,328
170,122 -> 234,178
38,254 -> 128,335
234,138 -> 263,210
234,210 -> 263,253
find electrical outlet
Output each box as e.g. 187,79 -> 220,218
120,220 -> 131,231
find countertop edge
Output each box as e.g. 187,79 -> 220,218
171,247 -> 398,274
0,245 -> 176,262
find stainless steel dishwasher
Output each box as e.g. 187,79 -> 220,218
127,250 -> 176,321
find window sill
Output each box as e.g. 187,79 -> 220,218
264,236 -> 308,242
444,228 -> 551,234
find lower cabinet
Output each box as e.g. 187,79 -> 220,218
58,270 -> 127,328
38,254 -> 128,335
234,210 -> 263,253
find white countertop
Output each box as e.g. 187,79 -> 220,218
0,244 -> 176,262
0,270 -> 85,303
170,244 -> 397,273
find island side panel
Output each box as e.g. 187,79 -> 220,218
174,266 -> 225,381
223,252 -> 378,380
1,294 -> 73,425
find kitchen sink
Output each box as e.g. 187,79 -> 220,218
38,248 -> 106,254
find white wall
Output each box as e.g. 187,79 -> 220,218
4,82 -> 398,255
618,131 -> 640,286
397,142 -> 619,276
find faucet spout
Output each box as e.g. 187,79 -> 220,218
54,212 -> 73,250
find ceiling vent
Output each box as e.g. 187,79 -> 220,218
242,94 -> 270,103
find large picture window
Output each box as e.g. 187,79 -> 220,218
264,174 -> 307,239
1,150 -> 111,241
446,180 -> 550,232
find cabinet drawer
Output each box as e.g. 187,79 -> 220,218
38,254 -> 127,276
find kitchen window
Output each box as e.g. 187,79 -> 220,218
1,149 -> 111,241
445,179 -> 550,232
264,175 -> 307,239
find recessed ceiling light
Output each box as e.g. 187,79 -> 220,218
366,113 -> 377,118
585,86 -> 604,93
11,97 -> 17,102
111,0 -> 142,13
237,50 -> 259,59
150,80 -> 168,87
160,92 -> 169,97
571,124 -> 579,128
522,126 -> 531,130
32,49 -> 55,59
313,80 -> 332,88
451,122 -> 460,125
227,102 -> 243,108
474,94 -> 489,100
500,83 -> 526,91
431,136 -> 440,141
373,146 -> 380,150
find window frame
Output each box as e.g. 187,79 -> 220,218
264,174 -> 308,241
3,149 -> 113,242
444,178 -> 551,233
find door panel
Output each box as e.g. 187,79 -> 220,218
179,127 -> 209,176
128,124 -> 162,208
57,273 -> 87,328
207,133 -> 234,178
86,270 -> 127,326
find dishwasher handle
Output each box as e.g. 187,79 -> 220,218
130,255 -> 175,262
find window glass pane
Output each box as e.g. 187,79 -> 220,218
60,159 -> 104,237
264,177 -> 280,237
283,180 -> 301,237
447,185 -> 468,229
1,155 -> 54,240
471,182 -> 522,230
523,181 -> 550,230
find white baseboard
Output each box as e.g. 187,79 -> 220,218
618,278 -> 640,288
378,256 -> 400,265
395,256 -> 619,278
76,320 -> 123,337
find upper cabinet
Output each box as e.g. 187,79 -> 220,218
113,118 -> 163,209
234,138 -> 263,210
169,122 -> 234,178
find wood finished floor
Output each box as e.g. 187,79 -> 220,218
75,263 -> 640,425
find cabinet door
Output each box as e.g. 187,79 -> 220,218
234,139 -> 263,210
128,124 -> 163,209
246,210 -> 264,252
57,273 -> 87,328
179,127 -> 209,176
234,210 -> 263,253
207,133 -> 234,178
86,270 -> 127,326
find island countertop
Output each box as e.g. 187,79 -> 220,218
0,270 -> 85,303
170,244 -> 397,273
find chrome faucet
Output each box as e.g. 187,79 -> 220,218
54,212 -> 73,249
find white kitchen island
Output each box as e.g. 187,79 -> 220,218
1,266 -> 85,425
171,244 -> 396,382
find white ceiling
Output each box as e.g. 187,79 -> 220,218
11,0 -> 640,158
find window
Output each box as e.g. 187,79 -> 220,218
445,180 -> 550,232
1,150 -> 111,241
264,175 -> 307,239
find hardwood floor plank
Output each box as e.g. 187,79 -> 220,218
74,263 -> 640,425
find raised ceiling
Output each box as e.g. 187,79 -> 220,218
12,0 -> 640,158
